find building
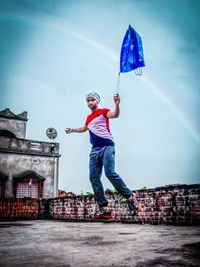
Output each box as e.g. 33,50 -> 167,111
0,108 -> 60,199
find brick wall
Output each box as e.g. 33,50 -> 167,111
0,198 -> 39,219
48,184 -> 200,225
0,184 -> 199,225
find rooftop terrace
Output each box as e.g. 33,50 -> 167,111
0,220 -> 199,267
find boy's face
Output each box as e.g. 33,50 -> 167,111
86,97 -> 98,110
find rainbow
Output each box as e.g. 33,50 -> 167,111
1,13 -> 199,144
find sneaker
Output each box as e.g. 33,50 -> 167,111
94,210 -> 113,220
101,210 -> 113,219
94,211 -> 102,219
128,192 -> 138,216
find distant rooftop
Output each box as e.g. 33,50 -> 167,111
0,108 -> 28,121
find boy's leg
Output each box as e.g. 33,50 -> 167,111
103,146 -> 138,215
89,147 -> 108,208
103,146 -> 132,198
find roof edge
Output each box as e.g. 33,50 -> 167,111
0,108 -> 28,121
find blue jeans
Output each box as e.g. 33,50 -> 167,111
89,146 -> 132,207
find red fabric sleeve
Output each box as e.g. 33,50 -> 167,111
85,108 -> 110,125
102,108 -> 110,118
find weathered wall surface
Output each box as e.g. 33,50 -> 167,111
0,184 -> 199,225
0,136 -> 60,198
0,109 -> 60,199
0,117 -> 27,138
0,153 -> 55,198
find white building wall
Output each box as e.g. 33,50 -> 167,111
0,109 -> 60,199
0,153 -> 56,198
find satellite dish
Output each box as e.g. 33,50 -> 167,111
46,128 -> 57,140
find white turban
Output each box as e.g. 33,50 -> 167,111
85,92 -> 100,103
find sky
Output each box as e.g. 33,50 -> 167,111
0,0 -> 200,194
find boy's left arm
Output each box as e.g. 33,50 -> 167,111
107,94 -> 120,119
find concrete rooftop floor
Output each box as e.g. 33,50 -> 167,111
0,220 -> 199,267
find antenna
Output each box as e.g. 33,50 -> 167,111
46,128 -> 57,140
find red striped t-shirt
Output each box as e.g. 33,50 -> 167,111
85,108 -> 114,147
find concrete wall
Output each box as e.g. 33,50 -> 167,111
0,109 -> 60,198
0,136 -> 60,198
0,117 -> 27,139
1,153 -> 55,198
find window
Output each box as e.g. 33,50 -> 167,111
0,130 -> 16,138
16,179 -> 41,198
0,181 -> 5,198
0,172 -> 7,198
14,172 -> 44,199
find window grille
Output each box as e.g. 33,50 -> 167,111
0,182 -> 4,198
16,178 -> 43,198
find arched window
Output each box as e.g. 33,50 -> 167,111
0,172 -> 8,199
13,171 -> 45,199
0,130 -> 16,138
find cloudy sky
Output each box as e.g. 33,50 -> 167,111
0,0 -> 200,194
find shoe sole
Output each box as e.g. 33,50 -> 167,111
95,215 -> 113,220
101,215 -> 113,219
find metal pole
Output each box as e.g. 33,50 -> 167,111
116,72 -> 121,95
53,144 -> 59,198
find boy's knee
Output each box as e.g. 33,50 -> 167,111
105,171 -> 118,179
89,175 -> 101,183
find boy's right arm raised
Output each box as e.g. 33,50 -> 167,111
65,124 -> 88,134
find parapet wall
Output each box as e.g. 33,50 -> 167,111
0,184 -> 200,225
0,199 -> 39,219
47,184 -> 200,225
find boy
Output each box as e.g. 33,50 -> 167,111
65,92 -> 138,219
